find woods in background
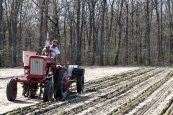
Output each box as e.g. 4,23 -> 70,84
0,0 -> 173,67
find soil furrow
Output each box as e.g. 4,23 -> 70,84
127,74 -> 173,115
82,68 -> 154,92
161,96 -> 173,115
84,68 -> 142,85
81,68 -> 156,94
69,68 -> 147,91
108,68 -> 173,115
39,68 -> 165,115
75,68 -> 171,115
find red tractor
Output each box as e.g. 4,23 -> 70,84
6,44 -> 85,102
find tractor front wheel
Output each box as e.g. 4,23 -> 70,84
43,81 -> 54,102
6,79 -> 17,101
76,75 -> 84,93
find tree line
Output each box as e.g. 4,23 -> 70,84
0,0 -> 173,67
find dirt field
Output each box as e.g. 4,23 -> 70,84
1,66 -> 173,115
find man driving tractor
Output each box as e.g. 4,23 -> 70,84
42,40 -> 61,64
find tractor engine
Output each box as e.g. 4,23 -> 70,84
24,56 -> 56,79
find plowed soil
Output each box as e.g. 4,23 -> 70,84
1,66 -> 173,115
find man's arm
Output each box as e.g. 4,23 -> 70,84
42,47 -> 46,54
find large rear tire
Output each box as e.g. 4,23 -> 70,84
6,79 -> 17,101
43,81 -> 54,102
76,75 -> 84,93
56,70 -> 69,100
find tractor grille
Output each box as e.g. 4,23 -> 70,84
30,58 -> 44,75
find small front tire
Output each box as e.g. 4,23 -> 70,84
6,79 -> 17,101
76,75 -> 84,93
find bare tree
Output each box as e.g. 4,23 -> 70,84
99,0 -> 106,65
105,0 -> 115,65
0,0 -> 3,67
39,0 -> 45,48
75,0 -> 81,65
4,0 -> 23,67
152,0 -> 163,65
125,0 -> 129,65
87,0 -> 98,65
114,0 -> 125,65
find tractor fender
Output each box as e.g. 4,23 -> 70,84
67,65 -> 78,75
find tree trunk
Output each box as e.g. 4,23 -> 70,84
80,2 -> 84,64
11,0 -> 22,67
87,1 -> 93,64
160,0 -> 164,64
75,0 -> 81,65
153,0 -> 161,65
99,0 -> 106,66
45,0 -> 48,37
91,1 -> 97,65
0,0 -> 3,67
39,0 -> 45,48
168,0 -> 173,65
114,0 -> 124,65
106,0 -> 115,65
125,0 -> 129,65
145,0 -> 151,65
18,3 -> 23,64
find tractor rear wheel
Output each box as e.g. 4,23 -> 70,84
76,75 -> 84,93
54,71 -> 59,100
56,69 -> 69,100
6,79 -> 17,101
43,81 -> 54,102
